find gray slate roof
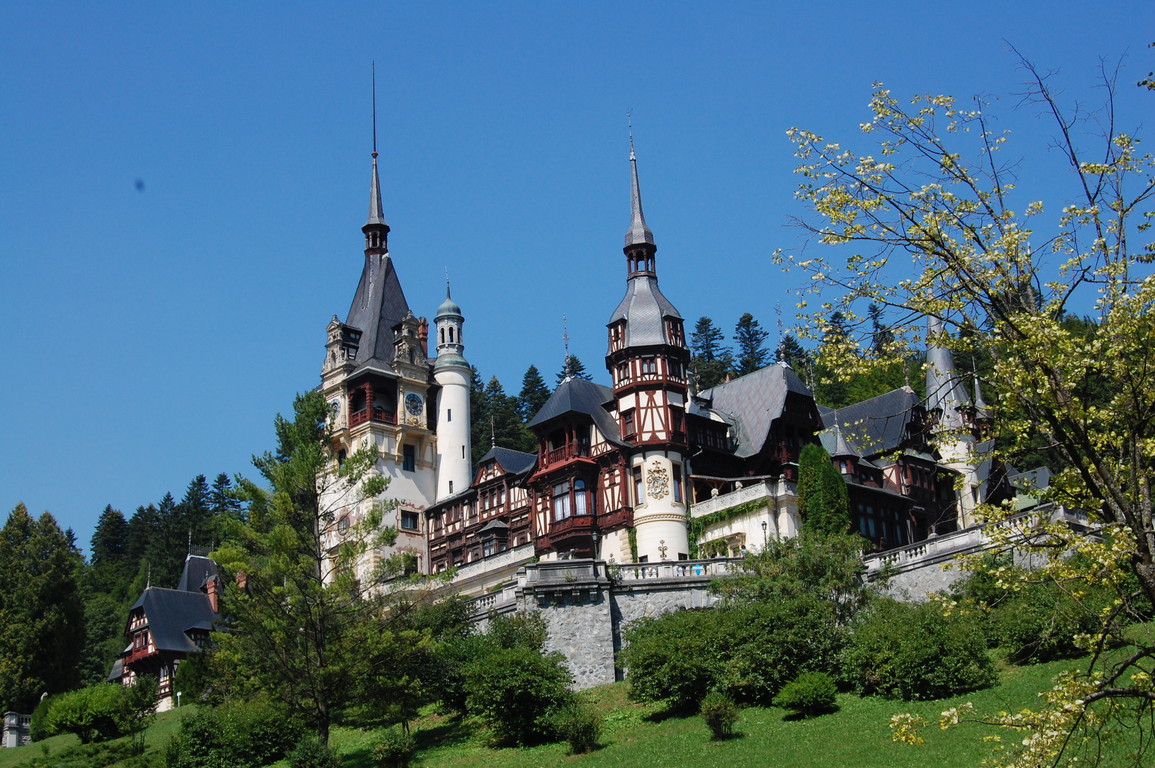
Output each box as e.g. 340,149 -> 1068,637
129,588 -> 218,654
607,276 -> 683,347
175,555 -> 217,593
344,253 -> 411,376
527,378 -> 622,445
698,363 -> 812,458
478,446 -> 537,476
820,387 -> 921,458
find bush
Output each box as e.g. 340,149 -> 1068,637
165,697 -> 305,768
699,691 -> 739,740
288,737 -> 341,768
463,644 -> 573,746
993,578 -> 1119,664
373,726 -> 417,768
773,672 -> 837,717
30,693 -> 55,742
41,679 -> 155,744
621,608 -> 725,712
841,598 -> 996,701
551,700 -> 602,754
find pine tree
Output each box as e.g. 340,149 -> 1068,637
0,503 -> 85,710
733,313 -> 770,376
556,354 -> 592,384
797,445 -> 851,538
690,316 -> 733,389
470,366 -> 492,465
485,377 -> 536,454
517,365 -> 551,423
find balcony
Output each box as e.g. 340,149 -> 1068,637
598,507 -> 632,530
542,443 -> 590,467
691,477 -> 795,519
349,407 -> 397,428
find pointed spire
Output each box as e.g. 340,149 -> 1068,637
364,63 -> 390,247
624,112 -> 655,249
926,314 -> 971,429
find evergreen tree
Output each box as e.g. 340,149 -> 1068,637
470,366 -> 490,465
214,390 -> 392,745
556,355 -> 591,384
517,365 -> 551,423
0,504 -> 85,710
485,377 -> 535,454
733,313 -> 771,376
796,444 -> 851,538
690,316 -> 733,389
90,505 -> 129,575
176,474 -> 214,551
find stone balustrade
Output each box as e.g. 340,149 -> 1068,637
690,479 -> 795,519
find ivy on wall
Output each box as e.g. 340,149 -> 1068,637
687,499 -> 769,558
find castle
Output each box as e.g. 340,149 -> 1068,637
315,136 -> 1014,596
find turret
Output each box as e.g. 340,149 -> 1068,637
434,284 -> 472,500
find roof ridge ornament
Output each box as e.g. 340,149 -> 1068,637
365,62 -> 389,234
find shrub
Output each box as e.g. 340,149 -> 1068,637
288,736 -> 341,768
30,693 -> 55,742
551,700 -> 602,754
841,598 -> 996,701
993,578 -> 1119,664
699,691 -> 739,740
373,726 -> 417,768
41,679 -> 155,744
165,697 -> 305,768
463,644 -> 573,746
773,672 -> 837,717
621,608 -> 724,712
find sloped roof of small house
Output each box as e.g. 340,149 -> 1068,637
819,387 -> 922,459
175,554 -> 218,593
527,378 -> 623,445
130,588 -> 218,654
477,446 -> 537,476
698,363 -> 813,458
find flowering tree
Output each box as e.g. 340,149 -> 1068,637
778,53 -> 1154,767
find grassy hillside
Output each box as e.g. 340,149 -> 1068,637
0,652 -> 1139,768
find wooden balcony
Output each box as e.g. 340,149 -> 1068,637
542,443 -> 590,467
349,407 -> 397,428
598,507 -> 632,530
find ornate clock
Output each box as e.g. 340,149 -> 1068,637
404,392 -> 424,416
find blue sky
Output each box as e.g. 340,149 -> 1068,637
2,2 -> 1150,554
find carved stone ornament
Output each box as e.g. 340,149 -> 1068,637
646,464 -> 669,500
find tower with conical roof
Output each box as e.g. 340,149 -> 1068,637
925,315 -> 979,527
434,282 -> 472,500
318,124 -> 438,579
605,138 -> 692,562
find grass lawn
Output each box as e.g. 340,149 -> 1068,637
324,654 -> 1132,768
1,646 -> 1145,767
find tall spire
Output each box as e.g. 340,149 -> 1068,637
624,112 -> 655,250
364,63 -> 389,248
925,314 -> 971,429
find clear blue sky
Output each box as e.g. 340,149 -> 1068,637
2,2 -> 1150,555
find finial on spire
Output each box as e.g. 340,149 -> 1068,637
563,314 -> 571,359
628,108 -> 635,160
490,416 -> 496,448
445,268 -> 451,298
364,63 -> 389,235
624,114 -> 655,249
775,301 -> 786,363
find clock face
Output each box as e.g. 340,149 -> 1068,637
405,393 -> 423,415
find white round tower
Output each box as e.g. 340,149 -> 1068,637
433,288 -> 472,500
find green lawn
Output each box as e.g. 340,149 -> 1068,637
0,652 -> 1142,768
326,654 -> 1133,768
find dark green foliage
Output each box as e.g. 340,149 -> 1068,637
373,726 -> 418,768
517,365 -> 551,423
463,644 -> 573,746
797,444 -> 851,537
79,592 -> 126,686
173,648 -> 219,705
733,313 -> 770,376
287,737 -> 342,768
165,698 -> 305,768
774,671 -> 838,717
41,679 -> 155,744
213,390 -> 392,744
470,370 -> 536,462
841,598 -> 996,700
29,692 -> 54,741
699,691 -> 739,740
690,316 -> 733,389
556,354 -> 592,383
0,503 -> 86,711
550,700 -> 602,754
622,609 -> 724,712
952,563 -> 1126,664
776,333 -> 812,375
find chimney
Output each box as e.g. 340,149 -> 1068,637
205,576 -> 220,614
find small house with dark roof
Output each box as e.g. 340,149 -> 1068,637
109,554 -> 221,710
